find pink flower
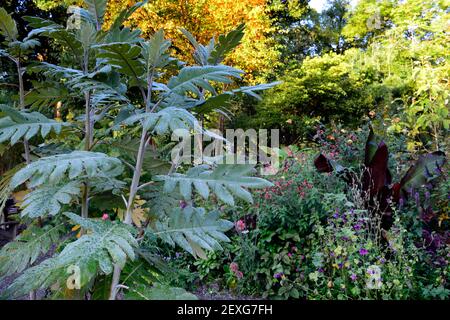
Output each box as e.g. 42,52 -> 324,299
235,219 -> 246,232
236,271 -> 243,279
102,213 -> 109,220
288,253 -> 293,258
230,262 -> 239,273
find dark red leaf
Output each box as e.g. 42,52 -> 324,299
391,183 -> 401,203
363,141 -> 390,196
314,154 -> 333,173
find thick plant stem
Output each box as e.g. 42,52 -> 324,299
17,58 -> 34,300
109,74 -> 154,299
109,130 -> 148,300
81,92 -> 92,222
16,59 -> 31,165
81,184 -> 90,219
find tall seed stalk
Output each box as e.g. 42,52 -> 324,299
109,70 -> 155,300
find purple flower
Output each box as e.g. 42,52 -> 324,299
353,224 -> 362,231
318,268 -> 324,273
399,198 -> 404,209
350,274 -> 357,281
359,248 -> 369,256
179,200 -> 187,209
274,272 -> 283,279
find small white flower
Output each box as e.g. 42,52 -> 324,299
366,265 -> 382,289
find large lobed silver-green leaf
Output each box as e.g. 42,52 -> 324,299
0,223 -> 64,278
95,42 -> 145,83
153,206 -> 233,258
84,0 -> 108,29
181,28 -> 215,66
167,65 -> 243,96
5,213 -> 137,298
142,29 -> 172,70
0,105 -> 70,145
10,151 -> 123,189
208,23 -> 245,65
123,107 -> 200,135
154,164 -> 273,205
125,283 -> 197,300
20,181 -> 82,218
23,16 -> 83,58
182,23 -> 245,66
0,7 -> 18,42
29,63 -> 129,107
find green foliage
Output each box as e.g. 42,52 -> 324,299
0,7 -> 18,41
154,206 -> 234,259
20,181 -> 82,218
0,223 -> 64,277
5,213 -> 137,298
142,29 -> 172,70
0,1 -> 274,300
246,51 -> 370,143
125,283 -> 197,300
84,0 -> 108,28
155,164 -> 273,205
10,151 -> 124,189
0,105 -> 69,146
182,23 -> 245,66
122,107 -> 200,135
209,23 -> 245,65
95,43 -> 145,83
24,16 -> 83,59
167,65 -> 243,97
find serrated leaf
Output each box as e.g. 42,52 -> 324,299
20,181 -> 82,218
154,164 -> 273,205
0,223 -> 64,277
5,214 -> 137,298
142,29 -> 172,70
123,107 -> 201,135
125,283 -> 197,300
208,23 -> 245,65
153,206 -> 233,258
10,151 -> 123,189
167,65 -> 243,97
84,0 -> 107,29
0,105 -> 70,146
0,8 -> 18,42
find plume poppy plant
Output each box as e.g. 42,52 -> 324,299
0,3 -> 276,300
